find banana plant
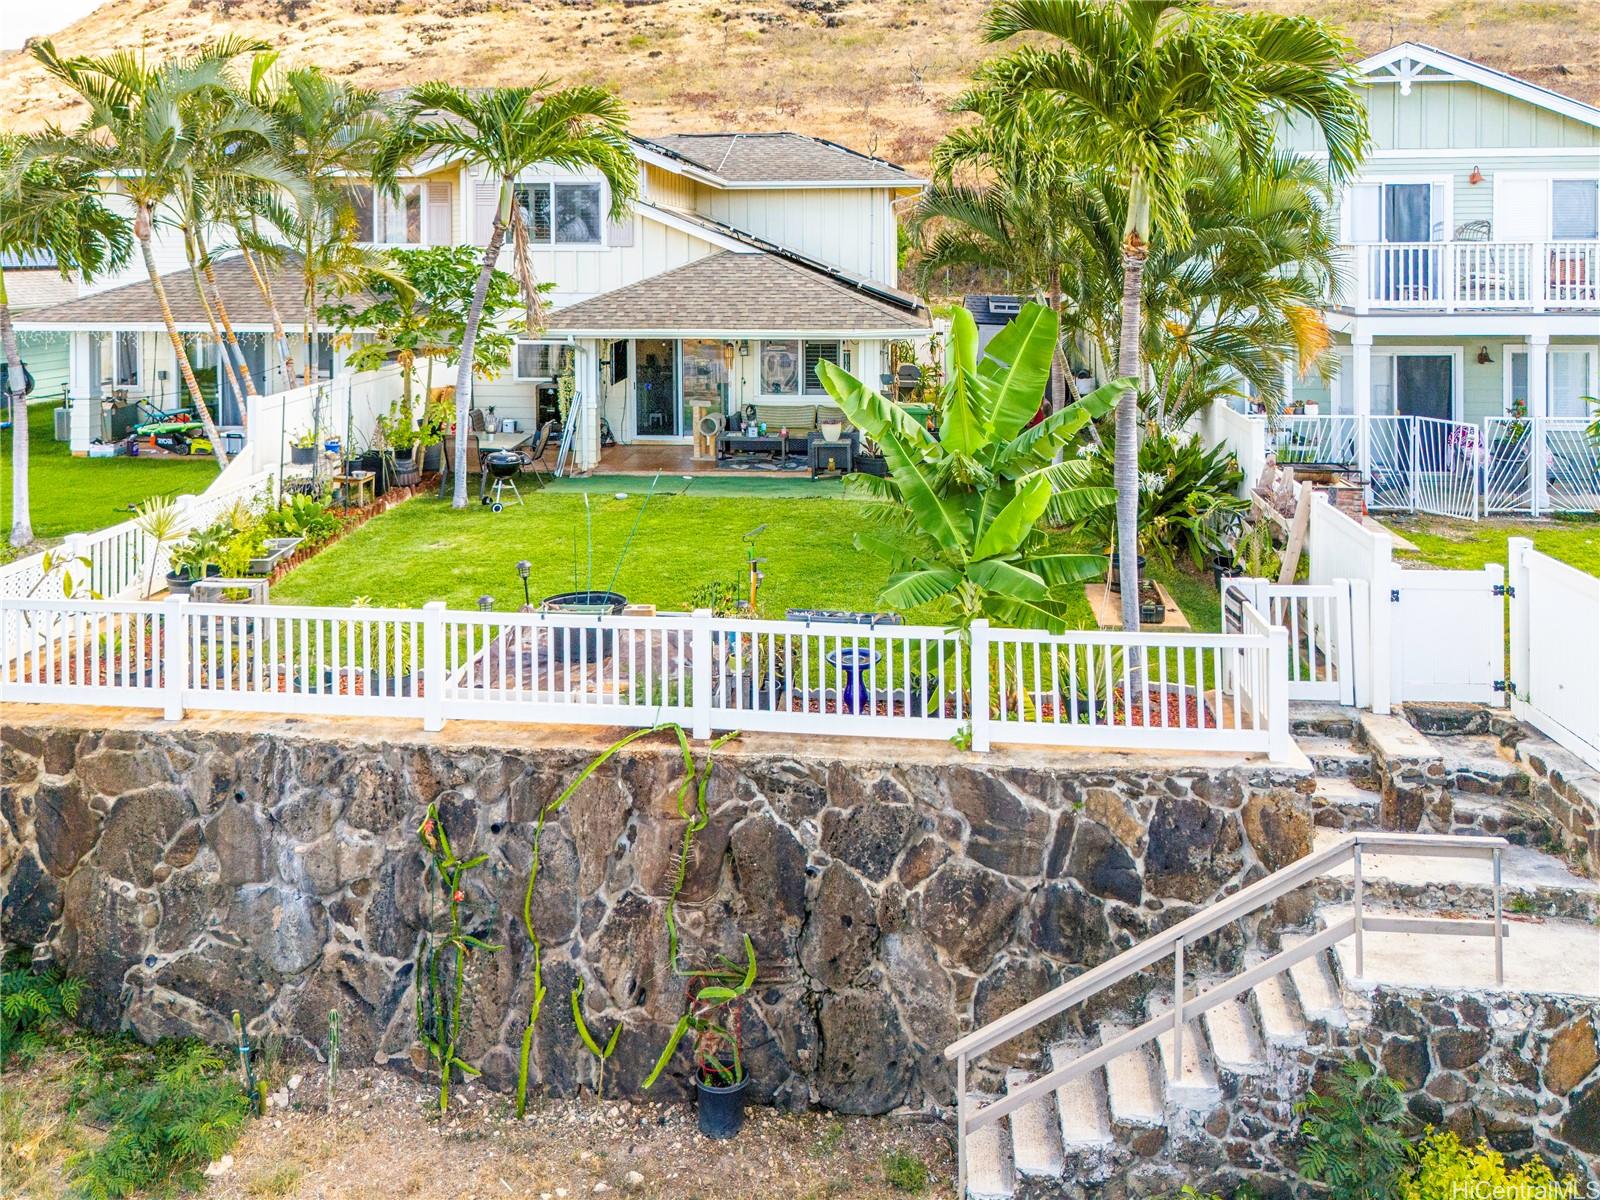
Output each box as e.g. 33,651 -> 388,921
818,301 -> 1132,630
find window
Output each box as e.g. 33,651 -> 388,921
759,340 -> 840,396
514,342 -> 572,381
609,340 -> 628,385
511,181 -> 603,245
1551,179 -> 1599,240
760,340 -> 800,396
803,341 -> 841,395
93,331 -> 139,390
342,184 -> 422,244
1345,180 -> 1448,242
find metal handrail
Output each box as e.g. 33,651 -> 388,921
945,831 -> 1509,1198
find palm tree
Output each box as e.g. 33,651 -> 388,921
30,37 -> 271,469
266,67 -> 389,390
379,82 -> 638,507
0,135 -> 131,547
979,0 -> 1368,629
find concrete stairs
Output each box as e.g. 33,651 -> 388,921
961,703 -> 1599,1199
962,885 -> 1600,1199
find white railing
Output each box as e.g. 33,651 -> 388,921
980,616 -> 1291,759
1509,538 -> 1600,770
0,598 -> 1297,760
1224,576 -> 1356,705
1344,239 -> 1599,311
1209,411 -> 1598,521
944,832 -> 1510,1199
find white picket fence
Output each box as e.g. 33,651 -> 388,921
0,597 -> 1294,760
1223,576 -> 1357,706
1508,538 -> 1600,770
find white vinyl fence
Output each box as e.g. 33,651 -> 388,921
1508,538 -> 1600,770
0,598 -> 1296,760
1223,576 -> 1356,706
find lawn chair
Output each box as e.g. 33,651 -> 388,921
523,419 -> 558,484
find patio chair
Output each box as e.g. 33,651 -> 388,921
522,419 -> 558,484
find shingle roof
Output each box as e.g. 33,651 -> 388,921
14,254 -> 327,328
633,133 -> 922,186
544,251 -> 930,335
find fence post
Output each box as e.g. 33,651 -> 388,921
1507,538 -> 1532,712
969,619 -> 991,753
422,601 -> 446,732
163,595 -> 188,722
1347,578 -> 1371,710
690,608 -> 714,740
1266,623 -> 1293,763
1333,577 -> 1357,708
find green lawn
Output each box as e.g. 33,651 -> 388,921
1386,515 -> 1600,577
1,401 -> 220,543
272,477 -> 1224,631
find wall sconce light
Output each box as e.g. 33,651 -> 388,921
1469,166 -> 1484,185
737,340 -> 749,357
1476,345 -> 1494,364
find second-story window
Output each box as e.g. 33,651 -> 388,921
344,184 -> 422,245
1552,179 -> 1599,241
512,181 -> 603,245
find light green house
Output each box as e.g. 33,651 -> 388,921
1276,43 -> 1599,428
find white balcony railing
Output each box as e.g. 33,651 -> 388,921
1341,240 -> 1599,312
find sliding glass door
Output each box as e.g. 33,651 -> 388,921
632,338 -> 729,438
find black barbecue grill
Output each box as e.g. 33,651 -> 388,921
480,450 -> 526,511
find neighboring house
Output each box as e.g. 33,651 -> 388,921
1277,43 -> 1600,427
963,295 -> 1024,353
14,131 -> 929,465
3,250 -> 74,408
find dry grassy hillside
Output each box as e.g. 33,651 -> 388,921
1,0 -> 1597,166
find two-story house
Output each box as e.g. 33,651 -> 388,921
15,131 -> 930,470
1281,43 -> 1599,434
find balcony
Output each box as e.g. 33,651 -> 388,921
1339,240 -> 1599,313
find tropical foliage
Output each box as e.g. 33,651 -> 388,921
376,83 -> 639,506
0,134 -> 130,547
973,0 -> 1369,628
1400,1130 -> 1580,1200
1296,1059 -> 1415,1200
1067,424 -> 1248,570
818,301 -> 1127,630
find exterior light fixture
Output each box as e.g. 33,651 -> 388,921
477,594 -> 494,612
516,560 -> 532,608
1469,166 -> 1484,185
737,340 -> 749,357
1476,346 -> 1494,364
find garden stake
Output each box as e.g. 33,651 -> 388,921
325,1009 -> 339,1111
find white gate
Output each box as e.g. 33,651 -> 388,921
1390,565 -> 1506,705
1223,577 -> 1356,704
1409,417 -> 1481,520
1508,539 -> 1600,770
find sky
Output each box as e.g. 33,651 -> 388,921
1,0 -> 107,50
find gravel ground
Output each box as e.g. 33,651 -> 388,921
6,1056 -> 953,1200
210,1069 -> 953,1200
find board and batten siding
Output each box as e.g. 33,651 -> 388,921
1281,80 -> 1600,154
687,182 -> 898,285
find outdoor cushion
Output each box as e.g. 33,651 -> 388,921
753,403 -> 817,433
812,404 -> 851,430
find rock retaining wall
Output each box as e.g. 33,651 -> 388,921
0,718 -> 1313,1114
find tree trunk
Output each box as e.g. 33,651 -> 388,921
239,226 -> 296,388
204,257 -> 259,413
452,182 -> 510,509
1115,240 -> 1146,632
1,267 -> 33,547
140,217 -> 228,469
185,243 -> 248,431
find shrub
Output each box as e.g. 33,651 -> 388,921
0,956 -> 84,1066
1296,1059 -> 1415,1200
67,1040 -> 249,1199
1400,1130 -> 1578,1200
883,1150 -> 930,1194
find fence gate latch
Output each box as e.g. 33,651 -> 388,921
1492,583 -> 1514,598
1390,588 -> 1401,603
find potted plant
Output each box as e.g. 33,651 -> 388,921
419,395 -> 453,473
289,427 -> 317,465
642,936 -> 758,1139
166,527 -> 226,595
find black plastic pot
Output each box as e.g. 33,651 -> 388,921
290,445 -> 315,465
696,1073 -> 749,1139
1212,555 -> 1243,593
1107,554 -> 1147,593
540,591 -> 627,663
353,450 -> 391,496
165,565 -> 220,596
1138,583 -> 1166,625
422,444 -> 443,472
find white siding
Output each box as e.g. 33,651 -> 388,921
494,214 -> 721,308
688,183 -> 897,285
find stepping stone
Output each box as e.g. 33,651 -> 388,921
1101,1030 -> 1165,1127
1153,1018 -> 1220,1105
1047,1044 -> 1113,1147
1284,941 -> 1347,1024
965,1095 -> 1017,1200
1252,972 -> 1308,1047
1203,997 -> 1267,1073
